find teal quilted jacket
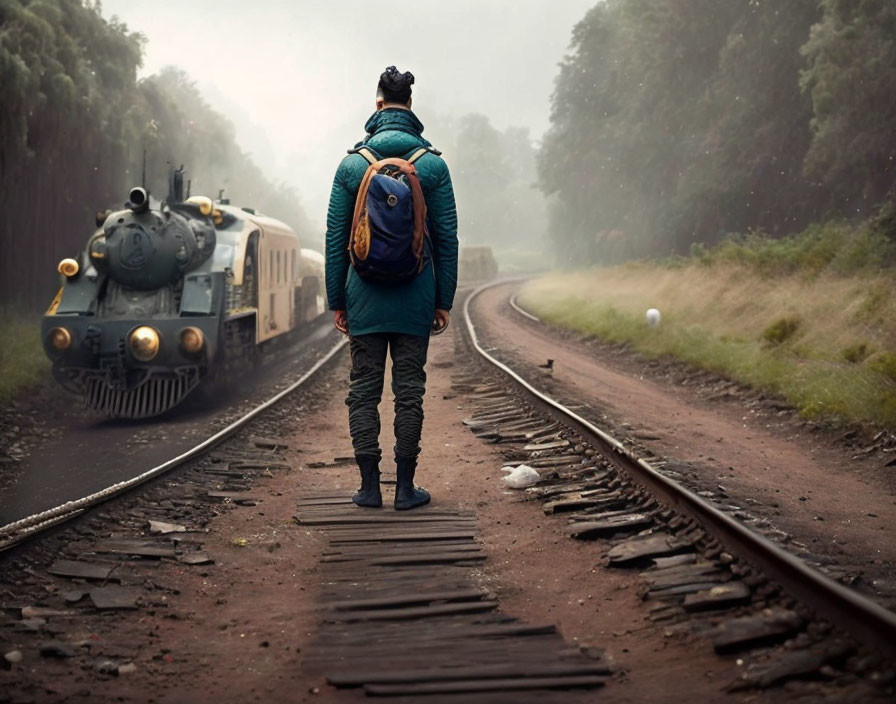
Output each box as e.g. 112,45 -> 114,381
325,108 -> 459,337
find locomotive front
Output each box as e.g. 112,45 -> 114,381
42,187 -> 224,418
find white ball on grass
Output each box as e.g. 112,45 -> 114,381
646,308 -> 661,327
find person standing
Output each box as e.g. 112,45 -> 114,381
324,66 -> 458,510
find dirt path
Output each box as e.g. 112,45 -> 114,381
473,282 -> 896,608
3,321 -> 777,703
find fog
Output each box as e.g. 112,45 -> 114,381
5,0 -> 891,306
101,0 -> 594,233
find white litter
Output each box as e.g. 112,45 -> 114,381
148,520 -> 186,534
501,464 -> 541,489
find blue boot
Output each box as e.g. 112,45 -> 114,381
352,455 -> 382,508
394,456 -> 430,510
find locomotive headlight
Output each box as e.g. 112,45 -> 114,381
47,327 -> 72,351
179,326 -> 204,355
129,326 -> 161,362
58,258 -> 79,277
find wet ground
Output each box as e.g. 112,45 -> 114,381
0,318 -> 339,525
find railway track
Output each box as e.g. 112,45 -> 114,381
457,279 -> 896,692
0,335 -> 347,550
1,280 -> 894,701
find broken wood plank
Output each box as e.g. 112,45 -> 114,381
566,513 -> 653,539
640,562 -> 729,589
178,553 -> 213,565
726,639 -> 854,690
364,675 -> 606,696
47,560 -> 116,581
523,439 -> 571,452
683,582 -> 752,612
329,532 -> 477,543
325,600 -> 499,623
544,493 -> 628,515
328,662 -> 611,687
327,589 -> 486,611
712,608 -> 804,653
94,540 -> 177,558
249,435 -> 293,450
606,534 -> 694,566
369,552 -> 487,567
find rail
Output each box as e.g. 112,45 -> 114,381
463,278 -> 896,660
0,337 -> 347,550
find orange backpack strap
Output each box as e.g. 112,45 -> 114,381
349,163 -> 379,261
348,152 -> 429,266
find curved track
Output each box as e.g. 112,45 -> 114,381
462,278 -> 896,661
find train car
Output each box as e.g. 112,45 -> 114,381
458,245 -> 499,283
41,186 -> 325,418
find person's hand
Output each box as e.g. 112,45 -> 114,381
432,309 -> 450,335
333,310 -> 348,335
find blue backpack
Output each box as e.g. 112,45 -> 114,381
348,146 -> 430,284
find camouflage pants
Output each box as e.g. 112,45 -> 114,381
346,333 -> 430,461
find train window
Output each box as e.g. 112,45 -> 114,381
291,251 -> 296,282
269,250 -> 273,283
277,251 -> 282,283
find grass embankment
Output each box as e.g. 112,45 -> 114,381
0,307 -> 50,404
518,223 -> 896,429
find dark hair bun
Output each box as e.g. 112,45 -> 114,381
381,66 -> 414,90
378,66 -> 414,103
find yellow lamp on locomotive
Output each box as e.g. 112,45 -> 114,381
47,327 -> 72,351
58,258 -> 79,277
179,326 -> 205,355
128,326 -> 161,362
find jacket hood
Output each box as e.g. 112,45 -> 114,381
363,108 -> 425,137
359,108 -> 433,157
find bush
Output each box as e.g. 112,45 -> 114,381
842,343 -> 870,364
869,352 -> 896,382
0,307 -> 49,402
762,316 -> 801,345
680,221 -> 894,277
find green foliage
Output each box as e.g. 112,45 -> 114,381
800,0 -> 896,211
0,1 -> 311,309
0,306 -> 49,403
842,343 -> 870,364
762,317 -> 801,346
439,114 -> 547,252
540,0 -> 896,266
869,353 -> 896,383
673,222 -> 894,277
520,275 -> 896,429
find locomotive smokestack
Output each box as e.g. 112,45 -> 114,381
128,187 -> 150,214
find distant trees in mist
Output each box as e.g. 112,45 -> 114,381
433,114 -> 546,259
539,0 -> 896,265
0,0 -> 311,308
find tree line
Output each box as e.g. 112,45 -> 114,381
539,0 -> 896,265
430,112 -> 547,263
0,0 -> 311,308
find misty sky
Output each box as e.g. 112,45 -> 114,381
101,0 -> 594,229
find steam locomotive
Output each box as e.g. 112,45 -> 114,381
42,182 -> 325,418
